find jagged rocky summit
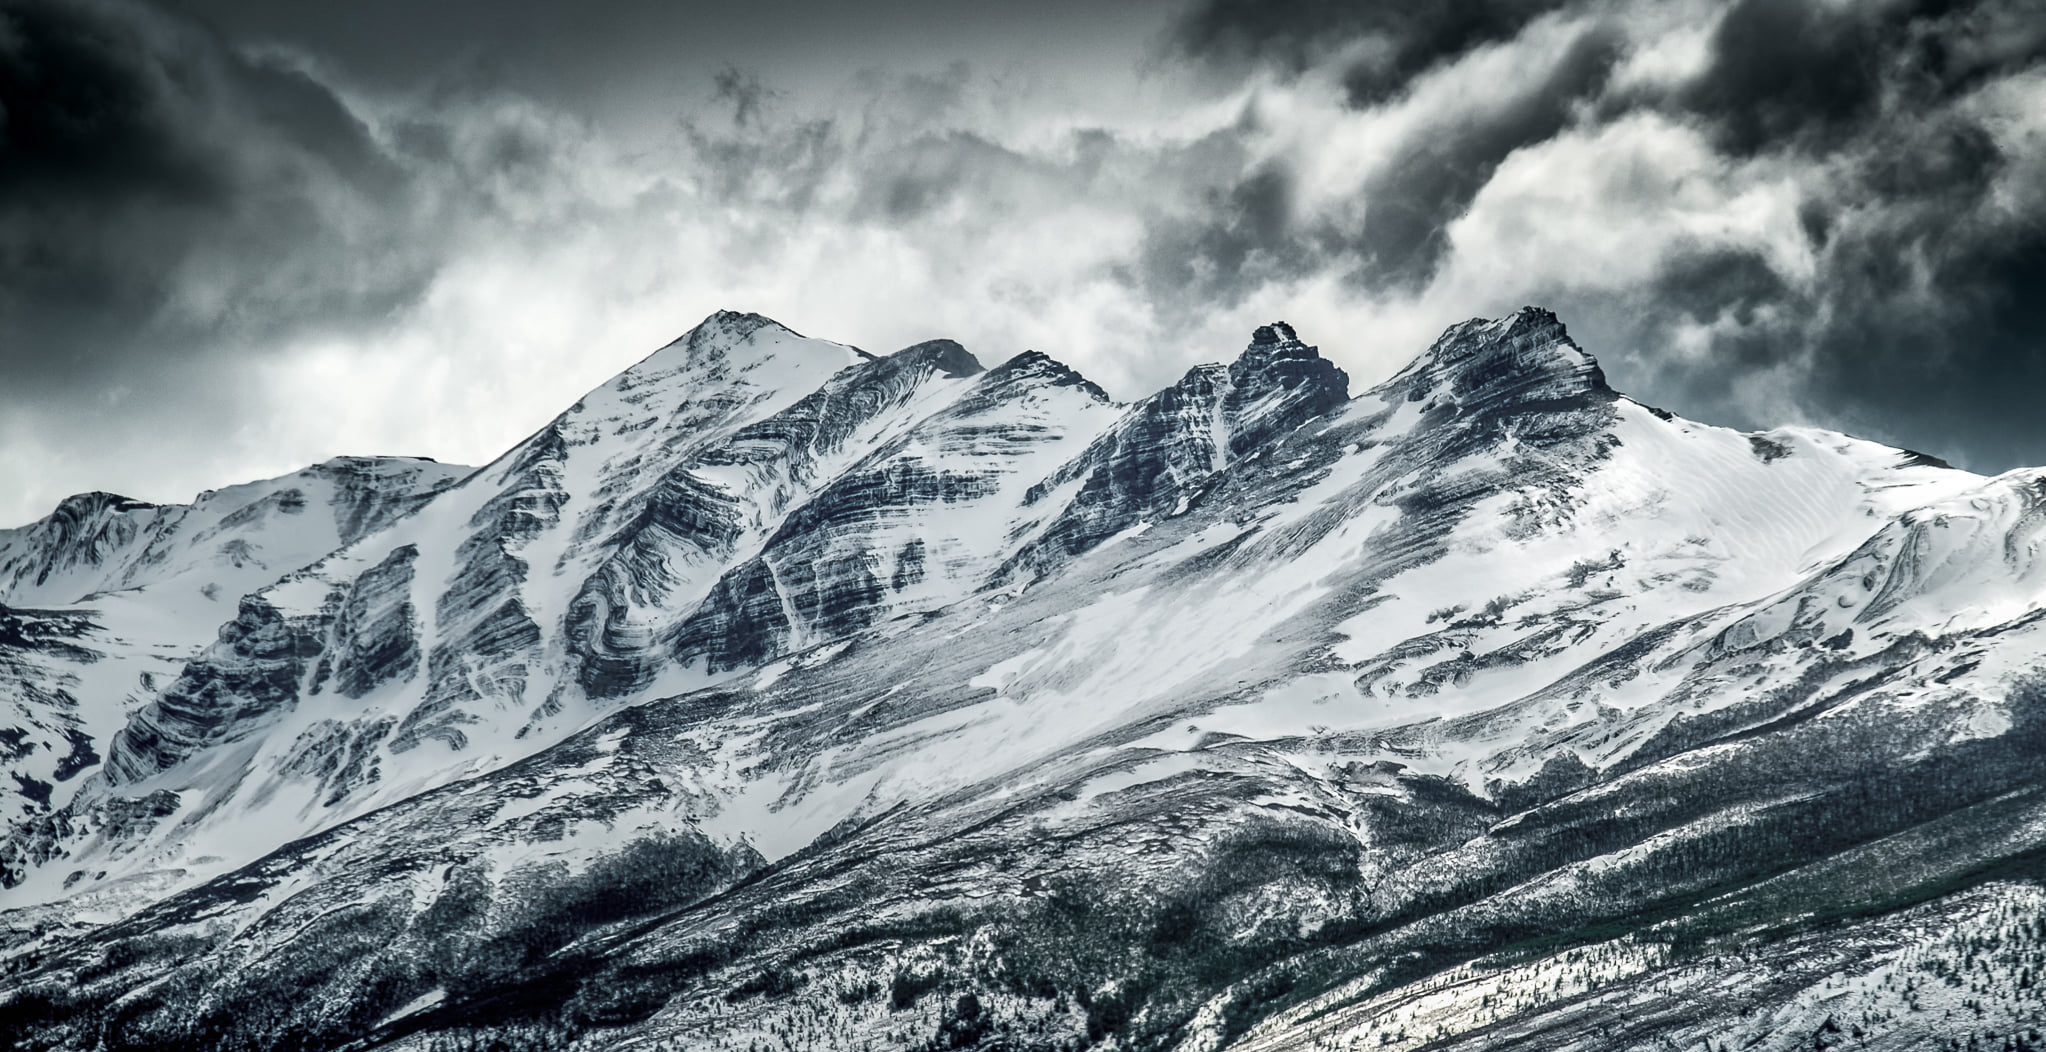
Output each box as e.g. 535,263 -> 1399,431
3,308 -> 2045,1052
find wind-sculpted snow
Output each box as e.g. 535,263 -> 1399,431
5,307 -> 2046,1052
1757,468 -> 2046,638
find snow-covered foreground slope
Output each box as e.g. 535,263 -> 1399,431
3,308 -> 2044,1052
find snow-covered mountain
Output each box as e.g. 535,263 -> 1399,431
0,457 -> 466,877
3,309 -> 2043,1052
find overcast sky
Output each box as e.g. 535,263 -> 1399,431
4,0 -> 2044,527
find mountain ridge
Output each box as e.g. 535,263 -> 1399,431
4,306 -> 2043,1052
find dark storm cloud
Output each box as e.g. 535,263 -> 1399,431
1138,19 -> 1622,304
1595,0 -> 2046,466
1174,0 -> 1576,106
1735,103 -> 2045,463
1672,0 -> 1892,156
157,0 -> 1172,120
1135,161 -> 1308,303
0,0 -> 638,528
1164,0 -> 2046,471
1347,25 -> 1619,288
0,0 -> 433,391
1646,249 -> 1790,330
8,0 -> 2046,530
1667,0 -> 2046,157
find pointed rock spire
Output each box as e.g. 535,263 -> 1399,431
1222,320 -> 1350,461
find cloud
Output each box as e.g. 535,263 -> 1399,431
3,0 -> 2044,528
1173,0 -> 1578,106
0,0 -> 634,524
0,0 -> 432,383
1153,0 -> 2046,470
0,1 -> 1295,526
0,0 -> 459,522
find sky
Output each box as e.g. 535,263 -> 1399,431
3,0 -> 2044,527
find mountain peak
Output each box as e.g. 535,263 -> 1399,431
987,350 -> 1111,402
1387,306 -> 1611,414
701,308 -> 793,340
662,309 -> 850,367
1249,320 -> 1299,346
1228,319 -> 1350,407
1237,319 -> 1309,362
305,454 -> 452,477
590,310 -> 870,416
889,338 -> 984,378
47,491 -> 157,520
1429,306 -> 1602,380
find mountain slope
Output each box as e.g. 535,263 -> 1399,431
0,457 -> 467,874
2,308 -> 2043,1052
0,456 -> 466,611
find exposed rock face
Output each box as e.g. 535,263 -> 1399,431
102,596 -> 327,784
392,437 -> 564,754
998,322 -> 1349,585
621,338 -> 989,679
1390,307 -> 1609,405
667,341 -> 1119,673
0,457 -> 467,855
6,307 -> 2046,1052
1222,321 -> 1354,457
322,544 -> 421,700
0,605 -> 101,843
0,494 -> 161,601
566,470 -> 744,695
